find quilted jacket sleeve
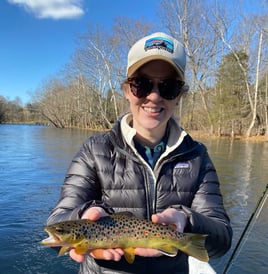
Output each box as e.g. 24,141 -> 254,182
174,152 -> 232,259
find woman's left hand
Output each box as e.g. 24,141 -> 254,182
134,208 -> 187,257
152,208 -> 187,232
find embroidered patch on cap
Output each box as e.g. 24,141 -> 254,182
174,162 -> 190,169
144,36 -> 174,53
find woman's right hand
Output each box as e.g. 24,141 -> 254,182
69,207 -> 124,263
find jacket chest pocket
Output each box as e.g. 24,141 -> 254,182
173,161 -> 191,176
171,161 -> 199,192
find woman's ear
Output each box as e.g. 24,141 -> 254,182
122,82 -> 130,100
176,91 -> 185,105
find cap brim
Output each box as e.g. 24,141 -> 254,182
127,55 -> 184,80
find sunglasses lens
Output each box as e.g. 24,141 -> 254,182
129,77 -> 153,98
128,77 -> 184,100
159,79 -> 182,100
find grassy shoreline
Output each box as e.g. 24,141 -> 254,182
189,130 -> 268,142
2,123 -> 267,142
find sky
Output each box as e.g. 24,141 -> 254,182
0,0 -> 160,105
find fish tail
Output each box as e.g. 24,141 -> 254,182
179,234 -> 209,262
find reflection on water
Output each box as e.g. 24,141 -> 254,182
222,189 -> 268,274
0,125 -> 93,274
0,125 -> 267,274
200,138 -> 268,273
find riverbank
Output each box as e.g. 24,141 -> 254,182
189,130 -> 268,142
2,123 -> 267,142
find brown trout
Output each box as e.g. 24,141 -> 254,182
41,213 -> 209,263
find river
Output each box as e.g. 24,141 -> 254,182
0,124 -> 267,274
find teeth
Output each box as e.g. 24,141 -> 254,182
144,107 -> 161,113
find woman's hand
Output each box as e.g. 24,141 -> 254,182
152,208 -> 187,233
134,208 -> 187,257
69,207 -> 124,263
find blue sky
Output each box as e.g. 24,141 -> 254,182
0,0 -> 160,105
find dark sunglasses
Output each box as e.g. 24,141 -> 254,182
127,76 -> 185,100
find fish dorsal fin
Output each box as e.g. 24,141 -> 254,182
168,224 -> 177,230
112,211 -> 134,217
123,247 -> 136,264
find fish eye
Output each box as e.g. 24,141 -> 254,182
55,227 -> 65,234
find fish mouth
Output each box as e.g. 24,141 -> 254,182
41,230 -> 62,246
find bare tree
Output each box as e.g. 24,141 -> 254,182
207,2 -> 268,137
266,73 -> 268,140
246,29 -> 263,137
159,0 -> 222,134
29,1 -> 268,136
32,19 -> 153,129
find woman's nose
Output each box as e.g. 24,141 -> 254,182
146,82 -> 161,100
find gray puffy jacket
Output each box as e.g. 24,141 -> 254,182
47,116 -> 232,274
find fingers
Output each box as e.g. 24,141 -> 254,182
70,248 -> 124,262
152,208 -> 177,223
152,208 -> 187,232
89,248 -> 124,261
151,212 -> 162,224
70,247 -> 162,262
134,248 -> 162,257
69,249 -> 85,263
81,206 -> 108,221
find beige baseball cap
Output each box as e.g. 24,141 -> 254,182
127,32 -> 186,80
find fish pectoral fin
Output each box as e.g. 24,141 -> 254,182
156,244 -> 178,257
58,246 -> 71,256
123,247 -> 136,264
73,241 -> 89,255
58,245 -> 87,257
74,247 -> 88,255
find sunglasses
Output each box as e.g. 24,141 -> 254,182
127,76 -> 185,100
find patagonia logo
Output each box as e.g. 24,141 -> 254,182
174,162 -> 190,169
144,37 -> 174,53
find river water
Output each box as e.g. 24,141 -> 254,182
0,124 -> 267,274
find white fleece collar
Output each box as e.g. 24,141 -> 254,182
120,113 -> 187,155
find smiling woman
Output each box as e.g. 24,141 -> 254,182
45,32 -> 232,274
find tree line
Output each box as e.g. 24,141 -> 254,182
1,0 -> 268,138
0,96 -> 40,124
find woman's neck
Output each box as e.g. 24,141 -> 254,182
133,126 -> 167,148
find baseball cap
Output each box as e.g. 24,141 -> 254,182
127,32 -> 186,80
